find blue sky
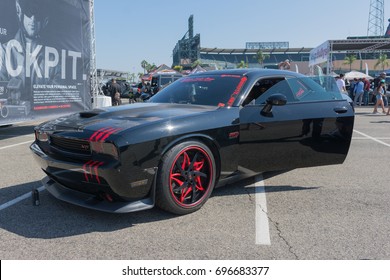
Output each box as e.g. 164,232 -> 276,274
95,0 -> 390,74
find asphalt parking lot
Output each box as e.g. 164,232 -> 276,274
0,106 -> 389,260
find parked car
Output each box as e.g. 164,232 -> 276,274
30,69 -> 354,215
140,73 -> 183,101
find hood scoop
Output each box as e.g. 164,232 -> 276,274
79,109 -> 105,118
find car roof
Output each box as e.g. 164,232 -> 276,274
191,68 -> 304,78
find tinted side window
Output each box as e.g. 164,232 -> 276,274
254,78 -> 295,105
287,77 -> 343,101
250,76 -> 344,105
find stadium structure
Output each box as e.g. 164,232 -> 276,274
172,11 -> 390,76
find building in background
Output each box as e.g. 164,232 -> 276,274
172,15 -> 390,76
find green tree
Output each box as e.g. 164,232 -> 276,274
343,54 -> 357,71
191,59 -> 201,68
237,60 -> 248,68
374,53 -> 389,71
253,50 -> 270,68
141,60 -> 148,74
146,63 -> 157,73
129,73 -> 137,82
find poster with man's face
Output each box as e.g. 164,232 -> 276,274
0,0 -> 91,124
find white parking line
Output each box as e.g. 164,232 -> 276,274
0,134 -> 33,137
353,137 -> 390,140
255,174 -> 271,245
353,129 -> 390,148
0,140 -> 33,150
0,186 -> 45,211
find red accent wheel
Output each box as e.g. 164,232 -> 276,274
169,146 -> 212,207
156,141 -> 216,215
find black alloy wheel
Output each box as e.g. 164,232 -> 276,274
156,140 -> 216,215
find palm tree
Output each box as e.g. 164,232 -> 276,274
130,73 -> 137,82
141,60 -> 148,74
253,50 -> 270,68
343,54 -> 357,71
146,63 -> 157,73
374,53 -> 389,71
237,60 -> 248,68
191,60 -> 201,68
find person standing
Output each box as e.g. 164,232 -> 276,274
349,78 -> 357,99
353,78 -> 364,106
363,78 -> 371,105
374,72 -> 386,87
336,74 -> 346,93
109,78 -> 122,106
374,72 -> 388,106
372,80 -> 386,114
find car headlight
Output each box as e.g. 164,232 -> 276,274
35,130 -> 49,142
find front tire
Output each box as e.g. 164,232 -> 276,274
156,141 -> 216,215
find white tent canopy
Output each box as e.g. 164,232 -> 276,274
344,70 -> 373,80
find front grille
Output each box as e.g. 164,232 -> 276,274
45,171 -> 124,201
50,135 -> 91,155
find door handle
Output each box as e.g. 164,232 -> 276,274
334,107 -> 348,114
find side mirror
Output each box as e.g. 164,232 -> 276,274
266,93 -> 287,106
261,93 -> 287,116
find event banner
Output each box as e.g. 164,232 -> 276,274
309,41 -> 330,67
0,0 -> 91,125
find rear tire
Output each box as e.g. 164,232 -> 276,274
156,140 -> 216,215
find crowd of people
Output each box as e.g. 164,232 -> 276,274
102,78 -> 154,105
336,72 -> 390,115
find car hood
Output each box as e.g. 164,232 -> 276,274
37,103 -> 218,133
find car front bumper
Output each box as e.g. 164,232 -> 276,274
30,142 -> 157,213
41,176 -> 155,213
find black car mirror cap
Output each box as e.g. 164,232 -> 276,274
266,93 -> 287,106
261,93 -> 287,117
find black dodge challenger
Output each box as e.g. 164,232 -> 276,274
30,69 -> 354,215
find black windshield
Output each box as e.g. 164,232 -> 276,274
149,74 -> 247,107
